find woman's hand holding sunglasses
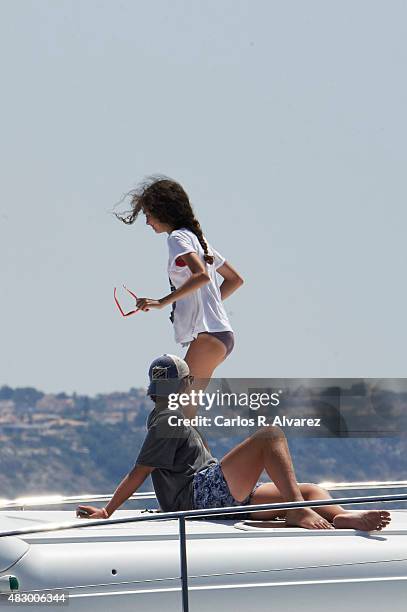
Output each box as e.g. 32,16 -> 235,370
114,284 -> 147,316
135,297 -> 164,312
114,285 -> 165,317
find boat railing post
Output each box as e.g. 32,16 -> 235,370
178,516 -> 189,612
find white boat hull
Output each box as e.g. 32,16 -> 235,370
1,509 -> 407,611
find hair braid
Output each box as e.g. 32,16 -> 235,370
184,217 -> 214,265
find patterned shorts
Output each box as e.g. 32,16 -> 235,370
192,461 -> 262,520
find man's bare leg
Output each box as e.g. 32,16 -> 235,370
220,426 -> 334,529
333,510 -> 391,530
247,482 -> 344,522
248,482 -> 391,530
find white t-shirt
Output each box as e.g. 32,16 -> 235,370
167,228 -> 233,344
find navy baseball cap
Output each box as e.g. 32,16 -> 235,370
147,354 -> 190,397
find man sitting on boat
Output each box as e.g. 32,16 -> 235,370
76,354 -> 391,531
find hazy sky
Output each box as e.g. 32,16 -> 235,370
1,1 -> 406,396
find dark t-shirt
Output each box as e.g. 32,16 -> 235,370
135,405 -> 217,511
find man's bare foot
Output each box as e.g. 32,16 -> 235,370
333,510 -> 391,531
285,507 -> 334,530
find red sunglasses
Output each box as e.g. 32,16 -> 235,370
114,285 -> 142,317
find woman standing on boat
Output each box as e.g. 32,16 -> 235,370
115,176 -> 242,399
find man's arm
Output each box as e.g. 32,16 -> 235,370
76,464 -> 154,519
104,464 -> 154,517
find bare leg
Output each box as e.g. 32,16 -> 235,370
333,510 -> 391,531
184,332 -> 226,379
183,332 -> 227,419
220,427 -> 333,529
183,339 -> 391,531
248,483 -> 345,522
247,483 -> 391,530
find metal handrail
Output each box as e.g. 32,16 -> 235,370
1,493 -> 407,537
2,481 -> 407,510
319,481 -> 407,491
1,493 -> 407,612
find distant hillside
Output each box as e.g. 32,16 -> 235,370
0,385 -> 406,504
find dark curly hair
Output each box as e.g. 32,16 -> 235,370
115,175 -> 214,264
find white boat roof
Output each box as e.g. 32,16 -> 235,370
1,509 -> 407,544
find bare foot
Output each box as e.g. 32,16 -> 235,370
285,507 -> 334,530
333,510 -> 391,531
